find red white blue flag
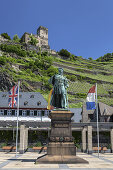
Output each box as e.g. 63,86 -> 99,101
86,85 -> 96,110
8,85 -> 18,108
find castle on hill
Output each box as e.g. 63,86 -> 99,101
0,26 -> 57,56
21,26 -> 50,50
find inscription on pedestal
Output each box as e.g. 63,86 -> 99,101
50,136 -> 74,142
54,123 -> 69,128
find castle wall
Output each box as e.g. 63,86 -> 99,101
0,35 -> 8,43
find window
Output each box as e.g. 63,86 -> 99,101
7,110 -> 11,116
19,110 -> 22,116
41,111 -> 45,117
34,111 -> 37,116
2,94 -> 6,97
12,110 -> 15,116
37,111 -> 41,116
44,110 -> 49,117
4,110 -> 7,115
22,110 -> 27,116
30,110 -> 34,116
0,110 -> 4,115
37,101 -> 41,106
27,110 -> 30,116
24,101 -> 28,105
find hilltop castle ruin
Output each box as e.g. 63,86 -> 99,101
0,26 -> 57,56
21,26 -> 50,50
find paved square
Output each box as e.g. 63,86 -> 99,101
0,152 -> 113,169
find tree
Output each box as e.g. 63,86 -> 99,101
1,33 -> 11,40
88,57 -> 93,60
13,34 -> 20,42
96,53 -> 113,62
58,49 -> 71,58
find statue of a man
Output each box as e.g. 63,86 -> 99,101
49,68 -> 69,109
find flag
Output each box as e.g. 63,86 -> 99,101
86,85 -> 96,110
47,88 -> 54,110
8,85 -> 18,108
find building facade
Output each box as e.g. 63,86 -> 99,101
82,102 -> 113,122
0,92 -> 50,121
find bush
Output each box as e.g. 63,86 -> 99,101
1,33 -> 11,40
66,74 -> 77,81
13,34 -> 20,42
58,49 -> 71,58
77,75 -> 86,81
0,44 -> 27,57
0,56 -> 6,65
46,66 -> 58,76
75,93 -> 87,98
88,57 -> 93,60
87,65 -> 93,69
70,54 -> 77,61
96,53 -> 113,62
34,55 -> 53,70
70,75 -> 77,81
35,141 -> 42,147
44,56 -> 53,67
29,35 -> 38,46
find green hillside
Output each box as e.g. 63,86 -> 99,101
0,41 -> 113,108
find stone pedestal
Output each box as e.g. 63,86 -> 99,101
47,110 -> 76,156
36,110 -> 88,164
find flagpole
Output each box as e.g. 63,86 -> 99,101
16,81 -> 20,157
96,83 -> 99,158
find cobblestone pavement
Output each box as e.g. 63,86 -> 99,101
0,152 -> 113,169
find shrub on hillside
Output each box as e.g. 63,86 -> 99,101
34,55 -> 53,70
66,74 -> 77,81
58,49 -> 71,58
0,56 -> 6,65
46,66 -> 58,76
44,56 -> 53,67
70,54 -> 77,61
29,35 -> 38,46
1,33 -> 11,40
88,57 -> 93,60
13,34 -> 20,43
75,93 -> 87,98
0,44 -> 27,57
96,53 -> 113,62
77,75 -> 86,81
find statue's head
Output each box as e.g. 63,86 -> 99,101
58,68 -> 63,75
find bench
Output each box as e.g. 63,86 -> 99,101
43,147 -> 47,152
12,146 -> 16,151
2,146 -> 14,152
32,146 -> 47,153
101,147 -> 107,153
32,147 -> 42,152
92,147 -> 101,153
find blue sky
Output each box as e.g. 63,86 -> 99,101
0,0 -> 113,59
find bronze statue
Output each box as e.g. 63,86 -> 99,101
49,68 -> 69,109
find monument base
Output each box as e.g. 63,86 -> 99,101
35,110 -> 88,164
47,142 -> 76,155
35,154 -> 89,164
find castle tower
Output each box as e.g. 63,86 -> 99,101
37,26 -> 48,47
